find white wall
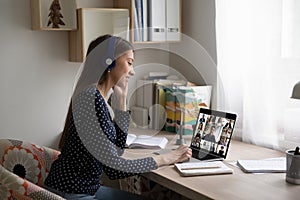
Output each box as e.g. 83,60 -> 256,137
182,0 -> 217,63
170,0 -> 218,108
0,0 -> 80,149
0,0 -> 216,149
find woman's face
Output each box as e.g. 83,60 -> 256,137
110,50 -> 135,87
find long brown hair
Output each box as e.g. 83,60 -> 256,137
58,34 -> 134,149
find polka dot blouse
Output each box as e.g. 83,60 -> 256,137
45,86 -> 158,195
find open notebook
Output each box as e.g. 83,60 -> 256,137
125,133 -> 168,149
189,108 -> 237,161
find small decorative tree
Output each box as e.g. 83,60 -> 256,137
47,0 -> 65,28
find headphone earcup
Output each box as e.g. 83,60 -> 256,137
107,60 -> 116,71
103,36 -> 116,70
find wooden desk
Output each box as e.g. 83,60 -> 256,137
123,130 -> 300,200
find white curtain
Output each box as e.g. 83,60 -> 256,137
216,0 -> 300,150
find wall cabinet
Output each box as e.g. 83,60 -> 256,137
30,0 -> 77,30
68,8 -> 129,62
114,0 -> 181,43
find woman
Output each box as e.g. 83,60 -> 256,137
44,34 -> 192,199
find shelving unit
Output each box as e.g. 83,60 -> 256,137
114,0 -> 181,43
68,8 -> 129,62
113,0 -> 135,42
30,0 -> 77,31
30,0 -> 181,61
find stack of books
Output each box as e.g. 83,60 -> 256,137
131,71 -> 212,135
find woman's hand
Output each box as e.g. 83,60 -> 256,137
113,76 -> 128,97
153,145 -> 192,167
111,76 -> 128,111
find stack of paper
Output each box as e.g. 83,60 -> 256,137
237,157 -> 286,173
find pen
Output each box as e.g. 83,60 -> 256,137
294,146 -> 300,155
180,166 -> 221,170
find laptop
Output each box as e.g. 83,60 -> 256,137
189,108 -> 237,161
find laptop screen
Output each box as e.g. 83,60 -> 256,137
190,108 -> 237,161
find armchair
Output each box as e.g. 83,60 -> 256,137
0,138 -> 64,199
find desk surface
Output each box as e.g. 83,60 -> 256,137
124,129 -> 300,200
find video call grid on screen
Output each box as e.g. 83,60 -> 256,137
190,108 -> 237,160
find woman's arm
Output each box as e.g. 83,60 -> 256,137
73,87 -> 191,179
72,88 -> 158,176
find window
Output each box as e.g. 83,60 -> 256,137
216,0 -> 300,150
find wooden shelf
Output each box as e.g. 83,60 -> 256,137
69,8 -> 129,62
30,0 -> 77,31
113,0 -> 135,42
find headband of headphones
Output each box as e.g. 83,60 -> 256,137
102,36 -> 116,71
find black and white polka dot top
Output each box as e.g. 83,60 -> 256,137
45,86 -> 158,195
